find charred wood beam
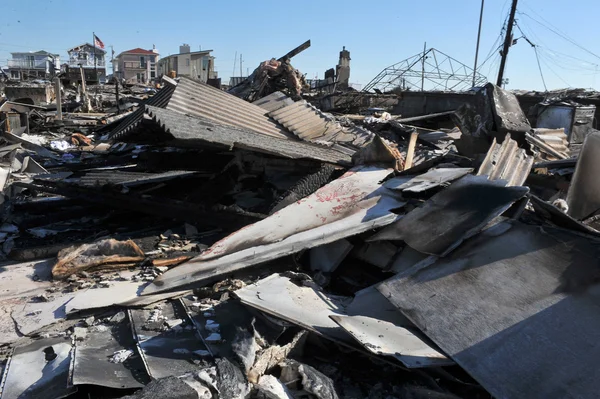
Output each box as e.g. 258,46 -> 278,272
14,181 -> 264,228
278,40 -> 311,62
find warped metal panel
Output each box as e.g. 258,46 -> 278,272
143,166 -> 405,295
330,315 -> 451,368
269,100 -> 374,148
253,91 -> 294,114
1,338 -> 76,399
378,221 -> 600,399
166,77 -> 290,139
371,175 -> 529,256
477,134 -> 534,186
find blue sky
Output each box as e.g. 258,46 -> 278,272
1,0 -> 599,90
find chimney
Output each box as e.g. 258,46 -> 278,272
179,44 -> 190,54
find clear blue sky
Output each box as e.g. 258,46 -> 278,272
1,0 -> 599,91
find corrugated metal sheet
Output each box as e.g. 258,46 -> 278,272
528,128 -> 569,160
253,91 -> 294,114
166,77 -> 291,139
109,80 -> 177,140
268,100 -> 374,148
146,106 -> 352,165
477,134 -> 534,186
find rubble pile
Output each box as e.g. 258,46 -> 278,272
0,58 -> 599,399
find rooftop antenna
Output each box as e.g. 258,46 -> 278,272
232,51 -> 237,79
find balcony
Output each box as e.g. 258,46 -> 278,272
7,59 -> 47,69
68,58 -> 106,68
123,61 -> 146,69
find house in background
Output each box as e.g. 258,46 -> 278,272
62,43 -> 106,84
157,44 -> 217,82
112,46 -> 159,84
6,51 -> 60,81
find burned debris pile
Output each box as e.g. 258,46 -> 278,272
1,52 -> 600,399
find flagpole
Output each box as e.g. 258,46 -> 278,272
93,32 -> 97,83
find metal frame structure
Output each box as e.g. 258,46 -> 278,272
362,48 -> 488,93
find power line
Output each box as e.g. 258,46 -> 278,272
520,1 -> 585,49
478,43 -> 504,69
516,15 -> 600,79
537,52 -> 571,87
514,21 -> 547,91
517,11 -> 600,62
533,46 -> 547,91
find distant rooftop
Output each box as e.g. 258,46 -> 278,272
11,50 -> 59,57
116,48 -> 158,57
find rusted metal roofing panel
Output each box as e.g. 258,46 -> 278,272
166,77 -> 291,139
268,100 -> 374,148
477,134 -> 534,186
253,91 -> 294,114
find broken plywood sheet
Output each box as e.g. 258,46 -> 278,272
0,337 -> 76,399
383,168 -> 473,193
378,220 -> 600,399
72,317 -> 148,389
144,166 -> 405,295
330,315 -> 451,368
370,175 -> 528,256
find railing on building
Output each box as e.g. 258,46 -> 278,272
68,59 -> 106,68
123,61 -> 144,69
7,59 -> 48,69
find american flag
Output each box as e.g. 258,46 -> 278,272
93,34 -> 105,49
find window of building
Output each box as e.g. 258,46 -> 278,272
140,56 -> 146,68
137,72 -> 144,83
186,58 -> 190,67
202,58 -> 209,70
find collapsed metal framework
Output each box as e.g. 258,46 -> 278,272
362,48 -> 488,93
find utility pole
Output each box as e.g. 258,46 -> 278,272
472,0 -> 485,87
232,51 -> 237,79
496,0 -> 518,86
421,42 -> 426,91
54,77 -> 62,121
